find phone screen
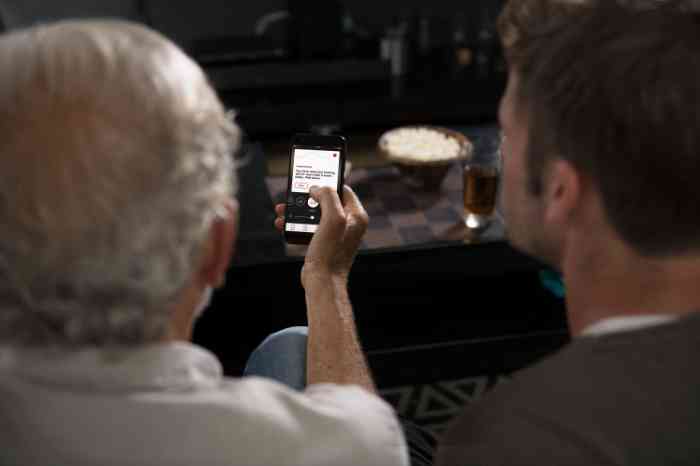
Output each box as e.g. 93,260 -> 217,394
285,147 -> 342,234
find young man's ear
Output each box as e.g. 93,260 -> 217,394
199,198 -> 239,288
543,159 -> 582,227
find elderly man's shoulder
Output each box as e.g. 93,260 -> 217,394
0,346 -> 407,466
197,376 -> 408,465
217,374 -> 397,423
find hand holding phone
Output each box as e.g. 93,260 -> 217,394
275,185 -> 369,284
284,134 -> 347,245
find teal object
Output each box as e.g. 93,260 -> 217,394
539,269 -> 566,299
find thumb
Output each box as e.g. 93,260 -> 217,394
309,186 -> 346,242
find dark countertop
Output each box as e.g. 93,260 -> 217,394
232,124 -> 508,267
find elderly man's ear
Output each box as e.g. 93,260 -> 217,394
198,199 -> 239,289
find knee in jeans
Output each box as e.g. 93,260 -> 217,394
255,326 -> 308,355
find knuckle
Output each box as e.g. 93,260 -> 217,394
319,186 -> 335,196
335,213 -> 348,228
357,210 -> 370,228
329,213 -> 348,232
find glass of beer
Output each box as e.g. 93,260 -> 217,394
463,144 -> 501,232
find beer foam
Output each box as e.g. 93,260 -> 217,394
382,127 -> 462,161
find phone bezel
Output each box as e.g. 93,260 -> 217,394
284,134 -> 347,245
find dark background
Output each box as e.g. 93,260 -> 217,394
0,0 -> 508,138
0,0 -> 501,47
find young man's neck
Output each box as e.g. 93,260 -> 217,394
561,236 -> 700,336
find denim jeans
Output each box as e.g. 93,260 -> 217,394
243,326 -> 308,391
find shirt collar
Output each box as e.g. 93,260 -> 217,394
0,342 -> 223,393
581,314 -> 679,338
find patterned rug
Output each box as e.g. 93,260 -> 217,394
368,329 -> 570,437
380,374 -> 510,438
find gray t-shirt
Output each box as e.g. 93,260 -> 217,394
0,342 -> 409,466
437,312 -> 700,465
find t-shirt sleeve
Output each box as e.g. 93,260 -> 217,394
301,383 -> 410,466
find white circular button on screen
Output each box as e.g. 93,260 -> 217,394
308,198 -> 319,208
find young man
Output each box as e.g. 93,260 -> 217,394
435,0 -> 700,463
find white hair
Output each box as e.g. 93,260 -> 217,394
0,20 -> 240,347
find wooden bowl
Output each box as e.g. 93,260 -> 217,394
378,126 -> 474,190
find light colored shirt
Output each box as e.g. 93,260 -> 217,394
581,314 -> 678,337
0,342 -> 409,466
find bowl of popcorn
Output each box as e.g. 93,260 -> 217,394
378,125 -> 473,190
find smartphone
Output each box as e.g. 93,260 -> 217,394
284,134 -> 347,245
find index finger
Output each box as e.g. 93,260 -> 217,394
340,186 -> 365,216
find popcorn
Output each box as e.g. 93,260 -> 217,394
381,127 -> 463,161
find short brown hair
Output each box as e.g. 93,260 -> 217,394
498,0 -> 700,257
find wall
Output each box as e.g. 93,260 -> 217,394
0,0 -> 141,29
0,0 -> 287,48
1,1 -> 504,49
348,0 -> 502,31
144,0 -> 285,49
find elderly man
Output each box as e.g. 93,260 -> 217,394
431,0 -> 700,464
0,20 -> 408,466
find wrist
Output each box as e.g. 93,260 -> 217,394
301,264 -> 349,289
302,267 -> 353,323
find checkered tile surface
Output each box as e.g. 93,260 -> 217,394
266,163 -> 506,255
